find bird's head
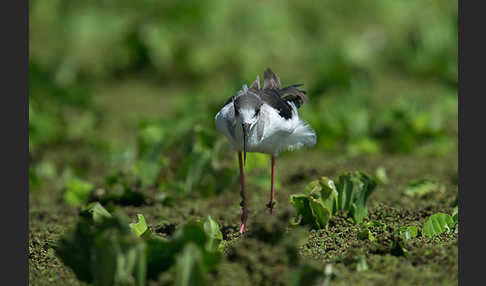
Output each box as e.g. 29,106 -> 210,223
233,81 -> 263,166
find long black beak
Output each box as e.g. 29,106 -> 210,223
242,123 -> 250,166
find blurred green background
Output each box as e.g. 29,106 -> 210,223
29,0 -> 457,202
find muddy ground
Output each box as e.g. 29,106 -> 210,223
30,144 -> 458,285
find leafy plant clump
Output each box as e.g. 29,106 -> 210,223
55,203 -> 223,286
422,212 -> 456,237
63,176 -> 95,206
290,171 -> 377,229
395,226 -> 419,240
404,178 -> 443,197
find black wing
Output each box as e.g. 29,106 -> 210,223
259,89 -> 293,120
262,68 -> 308,110
279,84 -> 308,109
223,95 -> 236,107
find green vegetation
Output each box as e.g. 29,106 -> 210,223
29,0 -> 457,285
290,172 -> 376,229
422,213 -> 456,237
56,205 -> 223,286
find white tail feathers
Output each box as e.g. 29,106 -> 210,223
278,120 -> 316,153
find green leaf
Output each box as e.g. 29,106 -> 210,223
336,174 -> 354,212
171,222 -> 222,271
304,180 -> 322,195
55,211 -> 147,285
309,198 -> 331,229
63,177 -> 94,206
395,226 -> 418,240
422,213 -> 455,237
202,215 -> 223,251
92,228 -> 147,286
55,222 -> 96,283
290,172 -> 375,229
375,166 -> 389,184
130,214 -> 151,238
452,207 -> 458,225
405,178 -> 441,197
317,177 -> 339,214
290,195 -> 314,226
175,244 -> 207,286
336,172 -> 377,224
290,181 -> 334,230
80,202 -> 112,223
357,228 -> 375,241
145,236 -> 176,280
356,255 -> 368,272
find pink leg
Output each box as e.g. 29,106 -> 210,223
238,152 -> 248,233
267,155 -> 276,214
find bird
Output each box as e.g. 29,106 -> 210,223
215,68 -> 316,233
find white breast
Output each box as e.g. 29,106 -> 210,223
215,102 -> 316,156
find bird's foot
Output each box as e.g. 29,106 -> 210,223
239,223 -> 246,234
266,201 -> 276,214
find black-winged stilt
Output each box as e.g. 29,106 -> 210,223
215,68 -> 316,233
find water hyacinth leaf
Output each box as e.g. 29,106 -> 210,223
80,202 -> 112,223
55,221 -> 97,283
289,195 -> 314,226
173,222 -> 208,250
375,166 -> 388,184
145,236 -> 174,280
175,244 -> 207,286
309,198 -> 331,229
351,202 -> 368,226
304,180 -> 322,195
291,172 -> 375,229
336,175 -> 354,212
317,177 -> 339,214
422,213 -> 455,237
130,214 -> 151,237
405,178 -> 441,197
55,211 -> 147,285
202,215 -> 223,251
64,177 -> 94,206
395,226 -> 418,240
92,228 -> 147,286
336,172 -> 377,224
291,177 -> 337,228
171,222 -> 222,271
